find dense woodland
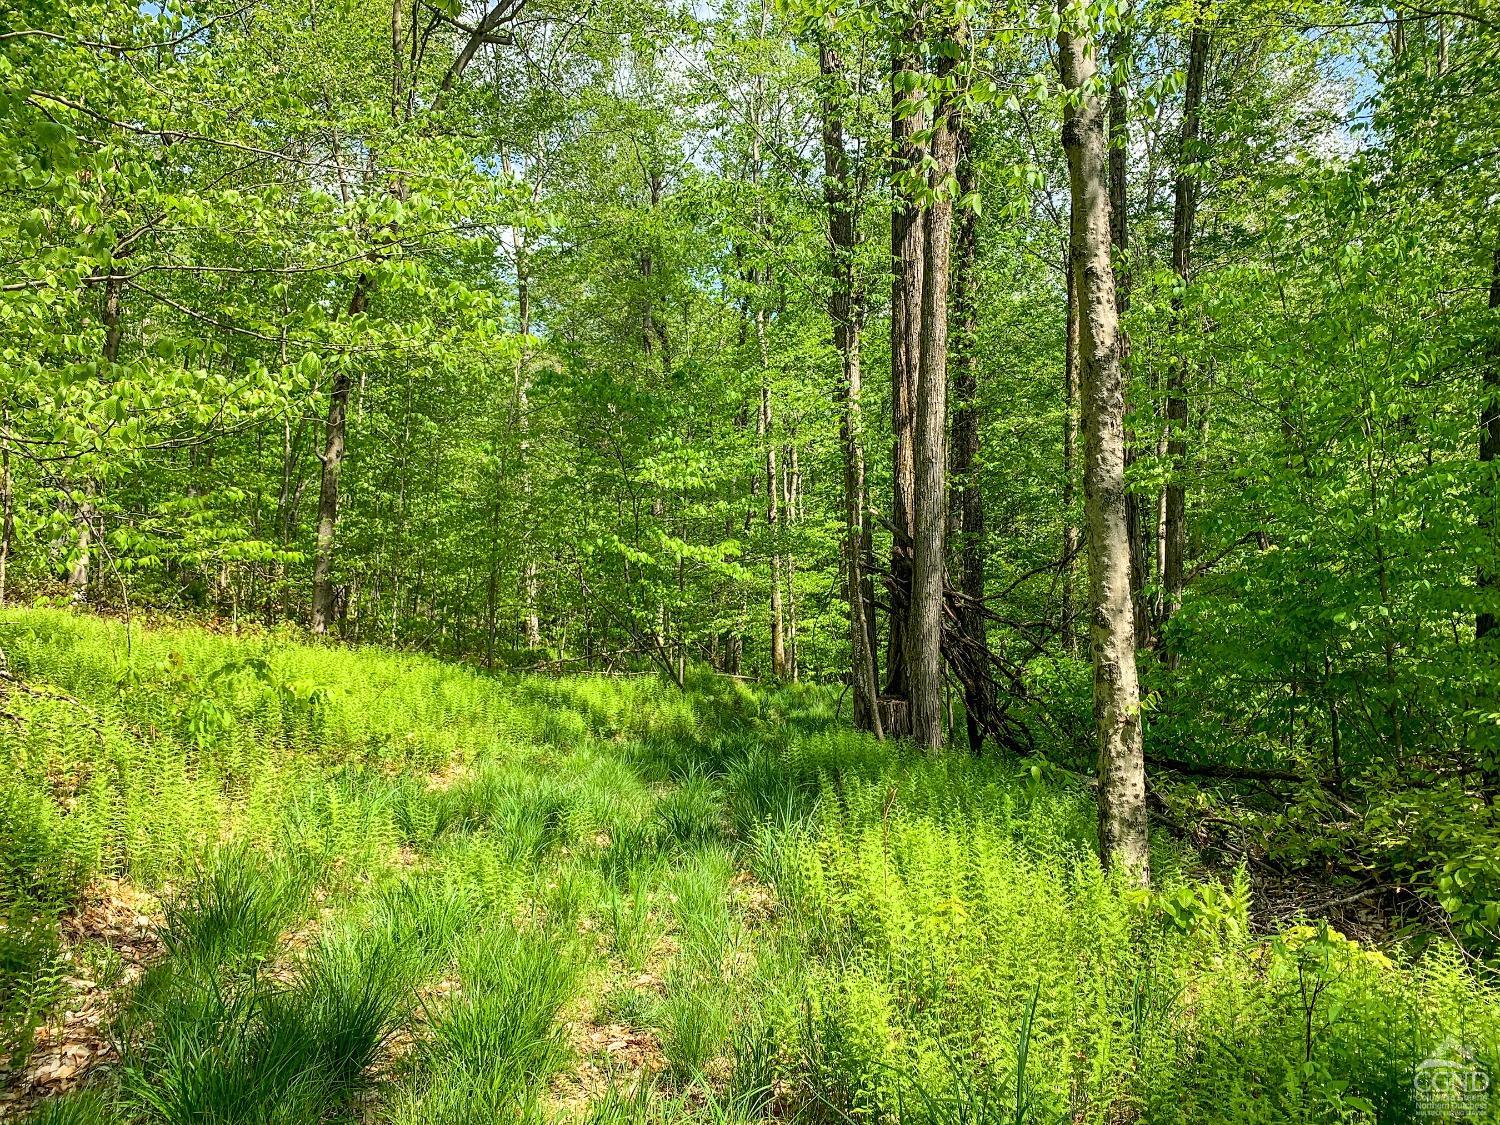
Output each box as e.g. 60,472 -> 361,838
4,0 -> 1500,1117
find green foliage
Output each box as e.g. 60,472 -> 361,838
152,846 -> 307,980
412,924 -> 582,1115
118,864 -> 412,1124
1,612 -> 1497,1124
0,901 -> 64,1069
0,786 -> 94,911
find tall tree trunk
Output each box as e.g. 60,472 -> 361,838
1480,235 -> 1500,640
311,277 -> 368,635
886,16 -> 927,713
1060,10 -> 1150,882
758,313 -> 787,677
1164,20 -> 1209,644
0,403 -> 11,607
1062,237 -> 1081,655
822,41 -> 882,737
950,131 -> 988,754
748,0 -> 786,679
517,235 -> 541,649
69,268 -> 127,598
910,28 -> 962,752
782,442 -> 800,681
1107,29 -> 1151,648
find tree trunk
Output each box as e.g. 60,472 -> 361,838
1063,238 -> 1081,655
822,42 -> 883,738
886,15 -> 926,707
748,0 -> 786,680
910,28 -> 961,752
1060,11 -> 1150,882
517,235 -> 541,649
1106,30 -> 1152,648
760,339 -> 787,678
782,442 -> 800,681
1164,20 -> 1209,643
950,130 -> 988,755
1480,235 -> 1500,640
311,277 -> 368,635
0,404 -> 11,607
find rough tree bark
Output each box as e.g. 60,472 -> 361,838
1062,236 -> 1081,655
1164,19 -> 1209,641
0,403 -> 11,607
886,15 -> 927,717
1060,7 -> 1150,881
950,129 -> 988,754
822,42 -> 883,738
910,25 -> 962,752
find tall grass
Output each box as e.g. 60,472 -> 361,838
0,608 -> 1496,1125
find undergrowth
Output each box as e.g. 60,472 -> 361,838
0,608 -> 1494,1123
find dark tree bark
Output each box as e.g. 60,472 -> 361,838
950,130 -> 988,754
1060,9 -> 1150,882
886,16 -> 927,715
0,403 -> 11,607
1481,235 -> 1500,640
1164,20 -> 1210,641
68,268 -> 127,598
824,43 -> 883,737
910,24 -> 962,751
311,278 -> 367,635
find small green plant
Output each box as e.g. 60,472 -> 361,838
0,786 -> 95,910
602,878 -> 657,971
0,900 -> 63,1069
653,776 -> 726,852
153,845 -> 306,981
22,1089 -> 117,1125
119,916 -> 410,1124
417,923 -> 581,1107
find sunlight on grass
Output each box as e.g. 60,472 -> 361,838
0,608 -> 1496,1123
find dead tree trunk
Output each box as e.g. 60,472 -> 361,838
1060,8 -> 1150,882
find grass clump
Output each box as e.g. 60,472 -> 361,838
401,923 -> 582,1118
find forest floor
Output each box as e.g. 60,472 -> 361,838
0,608 -> 1497,1124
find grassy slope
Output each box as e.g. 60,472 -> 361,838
0,608 -> 1496,1124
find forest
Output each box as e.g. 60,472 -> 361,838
3,0 -> 1500,1117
